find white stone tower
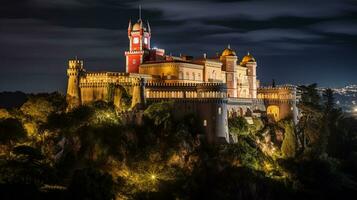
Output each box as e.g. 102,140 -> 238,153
220,45 -> 238,98
242,52 -> 257,98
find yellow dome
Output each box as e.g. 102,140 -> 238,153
221,47 -> 236,57
132,22 -> 141,31
241,52 -> 256,64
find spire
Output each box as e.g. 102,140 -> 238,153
128,19 -> 131,30
139,19 -> 143,29
139,4 -> 142,21
147,20 -> 151,33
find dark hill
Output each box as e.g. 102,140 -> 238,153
0,91 -> 28,109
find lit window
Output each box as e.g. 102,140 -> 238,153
133,59 -> 136,64
144,37 -> 148,44
203,120 -> 207,126
133,37 -> 139,44
218,107 -> 222,115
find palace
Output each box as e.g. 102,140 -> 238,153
66,14 -> 298,143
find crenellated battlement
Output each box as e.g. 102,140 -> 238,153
258,84 -> 297,91
68,59 -> 83,69
145,81 -> 225,88
147,97 -> 227,104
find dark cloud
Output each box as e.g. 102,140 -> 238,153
0,0 -> 357,92
133,0 -> 356,20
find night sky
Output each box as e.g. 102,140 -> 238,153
1,0 -> 357,93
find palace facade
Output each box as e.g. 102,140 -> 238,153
66,16 -> 298,144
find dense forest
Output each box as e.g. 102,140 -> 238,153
0,84 -> 357,200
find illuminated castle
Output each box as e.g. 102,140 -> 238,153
66,12 -> 298,143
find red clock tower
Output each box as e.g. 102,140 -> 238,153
125,17 -> 151,73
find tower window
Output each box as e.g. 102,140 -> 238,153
203,120 -> 207,127
218,107 -> 222,115
133,37 -> 139,44
133,59 -> 136,64
144,37 -> 148,44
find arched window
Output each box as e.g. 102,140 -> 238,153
186,72 -> 189,80
192,72 -> 196,80
179,71 -> 183,79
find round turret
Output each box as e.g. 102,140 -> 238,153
221,46 -> 236,57
241,52 -> 256,65
132,22 -> 141,31
132,20 -> 148,32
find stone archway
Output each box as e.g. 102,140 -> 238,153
239,107 -> 244,116
267,105 -> 280,121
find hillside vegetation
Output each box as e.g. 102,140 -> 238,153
0,85 -> 357,199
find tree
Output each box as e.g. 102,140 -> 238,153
0,109 -> 11,119
143,101 -> 173,131
296,84 -> 324,157
228,116 -> 249,136
279,120 -> 297,158
322,88 -> 345,158
0,118 -> 27,155
20,96 -> 55,123
0,145 -> 56,188
322,88 -> 334,114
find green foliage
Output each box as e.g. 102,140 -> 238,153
0,108 -> 11,119
0,92 -> 357,199
144,101 -> 173,129
0,118 -> 27,146
249,117 -> 265,134
298,83 -> 321,108
228,116 -> 249,136
279,120 -> 297,158
20,97 -> 55,123
323,88 -> 335,113
297,84 -> 325,156
0,145 -> 56,186
221,136 -> 266,170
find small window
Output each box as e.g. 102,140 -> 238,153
218,107 -> 222,115
133,37 -> 139,44
144,37 -> 148,44
203,120 -> 207,127
133,59 -> 136,64
179,71 -> 183,79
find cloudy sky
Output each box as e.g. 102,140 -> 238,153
1,0 -> 357,92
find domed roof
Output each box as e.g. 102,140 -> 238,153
132,22 -> 141,31
221,45 -> 236,57
241,52 -> 256,64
